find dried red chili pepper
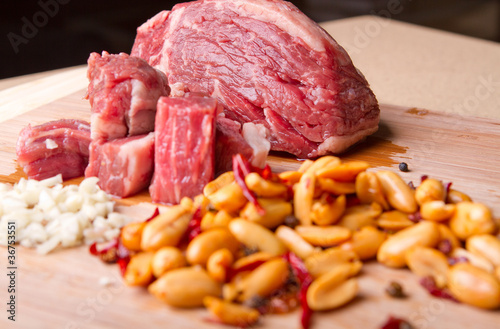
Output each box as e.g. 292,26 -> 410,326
284,252 -> 314,329
345,195 -> 361,208
447,256 -> 469,266
226,259 -> 267,282
145,207 -> 160,223
419,276 -> 458,302
232,154 -> 265,215
185,207 -> 203,242
89,237 -> 130,276
380,315 -> 414,329
437,239 -> 453,255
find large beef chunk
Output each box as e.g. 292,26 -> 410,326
86,51 -> 170,140
85,133 -> 155,197
131,0 -> 379,158
16,119 -> 91,180
150,95 -> 217,204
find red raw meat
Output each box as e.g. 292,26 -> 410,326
16,119 -> 91,180
131,0 -> 379,158
86,51 -> 170,140
150,95 -> 217,204
215,117 -> 270,174
85,133 -> 155,198
85,133 -> 154,198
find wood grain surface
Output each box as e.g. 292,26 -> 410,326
0,90 -> 499,328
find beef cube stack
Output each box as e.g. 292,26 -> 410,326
85,51 -> 219,204
84,51 -> 168,198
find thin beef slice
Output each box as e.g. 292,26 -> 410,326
86,51 -> 170,140
150,95 -> 217,205
131,0 -> 379,158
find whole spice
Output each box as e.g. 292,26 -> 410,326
398,162 -> 409,172
385,281 -> 406,298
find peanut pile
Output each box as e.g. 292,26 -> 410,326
109,155 -> 500,328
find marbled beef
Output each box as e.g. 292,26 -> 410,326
86,51 -> 170,140
150,95 -> 217,204
85,133 -> 155,197
16,119 -> 91,180
131,0 -> 379,158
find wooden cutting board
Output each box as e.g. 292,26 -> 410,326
0,90 -> 499,329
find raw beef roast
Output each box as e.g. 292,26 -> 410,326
16,119 -> 91,180
150,95 -> 217,204
85,133 -> 154,197
86,51 -> 170,140
131,0 -> 379,158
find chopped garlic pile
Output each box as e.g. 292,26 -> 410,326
0,175 -> 133,254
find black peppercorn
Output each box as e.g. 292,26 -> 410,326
398,162 -> 409,172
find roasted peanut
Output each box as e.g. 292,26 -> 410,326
237,258 -> 289,302
310,194 -> 346,226
405,246 -> 449,288
317,178 -> 356,195
229,219 -> 286,256
245,172 -> 287,198
338,202 -> 382,231
123,251 -> 154,286
446,189 -> 472,204
275,225 -> 319,259
415,178 -> 446,206
316,161 -> 369,182
447,263 -> 500,309
449,202 -> 496,240
376,210 -> 414,231
437,224 -> 461,251
203,296 -> 260,327
451,248 -> 495,273
298,159 -> 314,173
307,265 -> 359,311
466,234 -> 500,267
151,246 -> 186,278
420,201 -> 455,222
240,198 -> 292,229
295,225 -> 351,247
203,171 -> 235,196
340,226 -> 387,260
201,210 -> 233,231
207,182 -> 248,213
376,171 -> 417,213
120,221 -> 146,251
141,206 -> 192,251
377,221 -> 440,268
193,193 -> 210,216
278,170 -> 302,184
207,248 -> 234,282
294,172 -> 316,225
222,282 -> 239,302
232,252 -> 275,272
355,171 -> 390,210
305,247 -> 360,278
200,211 -> 217,231
304,156 -> 341,176
149,267 -> 222,308
186,228 -> 239,266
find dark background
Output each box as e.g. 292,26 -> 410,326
1,0 -> 499,79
